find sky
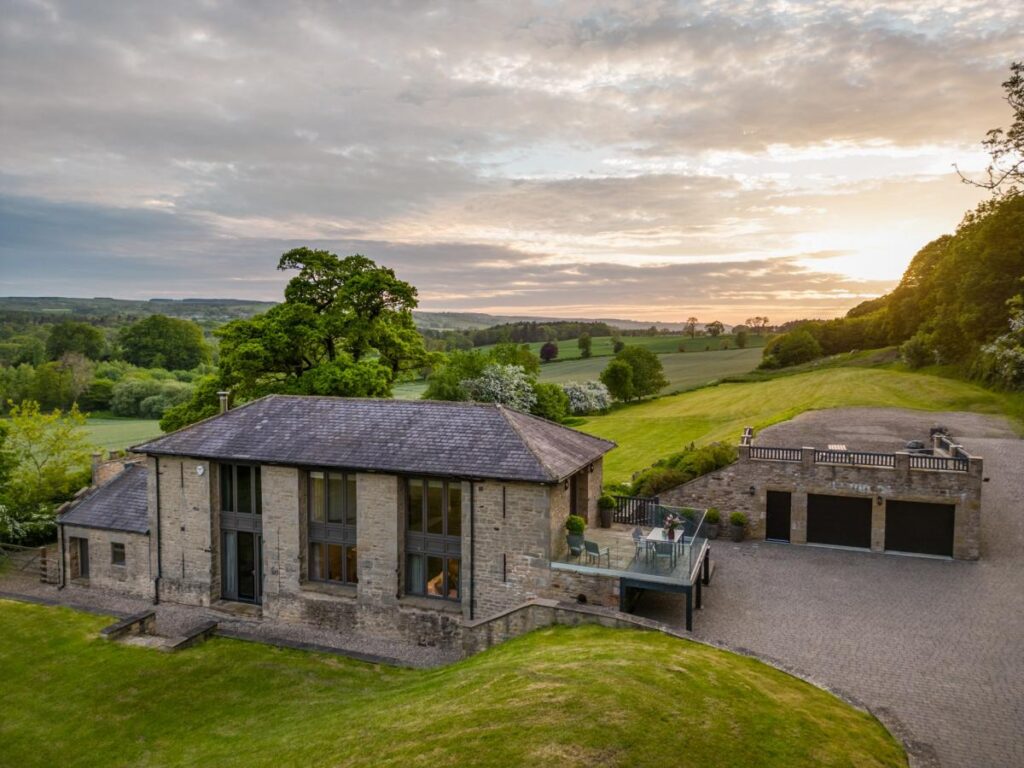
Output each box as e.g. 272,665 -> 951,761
1,1 -> 1021,324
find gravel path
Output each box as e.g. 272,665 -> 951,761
639,408 -> 1024,768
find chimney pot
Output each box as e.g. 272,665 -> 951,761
218,391 -> 231,414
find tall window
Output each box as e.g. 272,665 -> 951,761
308,470 -> 358,585
405,477 -> 461,601
220,464 -> 262,515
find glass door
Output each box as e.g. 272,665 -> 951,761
222,530 -> 262,604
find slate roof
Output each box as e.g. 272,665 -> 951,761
133,395 -> 615,484
59,463 -> 149,534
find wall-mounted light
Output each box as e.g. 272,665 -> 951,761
876,496 -> 883,505
748,486 -> 756,496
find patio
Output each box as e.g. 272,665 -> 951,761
551,505 -> 713,630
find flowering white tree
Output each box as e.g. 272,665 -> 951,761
460,364 -> 537,412
561,380 -> 612,415
979,295 -> 1024,388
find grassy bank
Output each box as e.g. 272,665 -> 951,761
577,367 -> 1019,485
0,599 -> 904,767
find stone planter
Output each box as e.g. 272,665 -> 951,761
705,523 -> 719,540
729,524 -> 745,543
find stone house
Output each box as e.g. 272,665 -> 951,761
57,396 -> 614,648
58,461 -> 151,596
661,427 -> 983,559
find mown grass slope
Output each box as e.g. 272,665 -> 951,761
393,346 -> 764,400
0,600 -> 904,768
478,333 -> 766,361
84,417 -> 163,451
576,367 -> 1019,484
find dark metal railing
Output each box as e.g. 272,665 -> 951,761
909,454 -> 969,472
749,446 -> 802,462
814,450 -> 896,468
614,495 -> 660,525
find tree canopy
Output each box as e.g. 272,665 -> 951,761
161,249 -> 427,429
119,314 -> 209,370
46,321 -> 105,361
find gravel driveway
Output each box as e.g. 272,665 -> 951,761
639,408 -> 1024,768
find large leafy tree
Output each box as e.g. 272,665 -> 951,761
162,249 -> 426,429
119,315 -> 209,370
613,346 -> 668,399
45,320 -> 105,361
0,401 -> 91,543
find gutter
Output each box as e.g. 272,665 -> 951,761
154,455 -> 162,605
469,481 -> 475,621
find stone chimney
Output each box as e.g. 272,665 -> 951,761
218,391 -> 231,414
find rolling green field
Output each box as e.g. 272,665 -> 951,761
393,346 -> 765,400
577,367 -> 1019,484
0,599 -> 904,768
478,333 -> 765,361
84,417 -> 163,451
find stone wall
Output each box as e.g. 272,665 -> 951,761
470,479 -> 553,620
661,445 -> 984,559
147,455 -> 217,604
461,597 -> 683,656
63,524 -> 152,597
140,455 -> 623,650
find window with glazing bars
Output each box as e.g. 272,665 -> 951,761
405,477 -> 461,601
308,470 -> 358,585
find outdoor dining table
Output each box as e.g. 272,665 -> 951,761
644,527 -> 686,566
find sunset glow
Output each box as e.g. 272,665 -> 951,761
1,1 -> 1021,322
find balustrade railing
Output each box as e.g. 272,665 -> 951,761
813,450 -> 896,468
748,446 -> 801,462
909,454 -> 969,472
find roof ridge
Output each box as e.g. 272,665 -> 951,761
497,404 -> 561,482
503,406 -> 617,449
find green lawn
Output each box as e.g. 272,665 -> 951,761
577,367 -> 1019,484
478,333 -> 765,361
393,346 -> 765,400
0,599 -> 904,768
84,417 -> 163,452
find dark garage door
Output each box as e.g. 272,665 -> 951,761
807,494 -> 872,549
885,500 -> 955,557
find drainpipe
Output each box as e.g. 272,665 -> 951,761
469,481 -> 475,621
154,455 -> 162,605
57,522 -> 65,590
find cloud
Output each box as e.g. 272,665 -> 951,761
0,0 -> 1020,320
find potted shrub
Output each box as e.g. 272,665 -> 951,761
705,507 -> 721,539
597,494 -> 616,528
729,511 -> 747,542
565,514 -> 586,556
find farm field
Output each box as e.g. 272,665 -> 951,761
0,599 -> 904,768
577,367 -> 1020,485
477,333 -> 765,361
393,346 -> 765,400
84,417 -> 163,452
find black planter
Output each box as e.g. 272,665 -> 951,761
705,523 -> 719,540
599,507 -> 613,528
729,524 -> 745,542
